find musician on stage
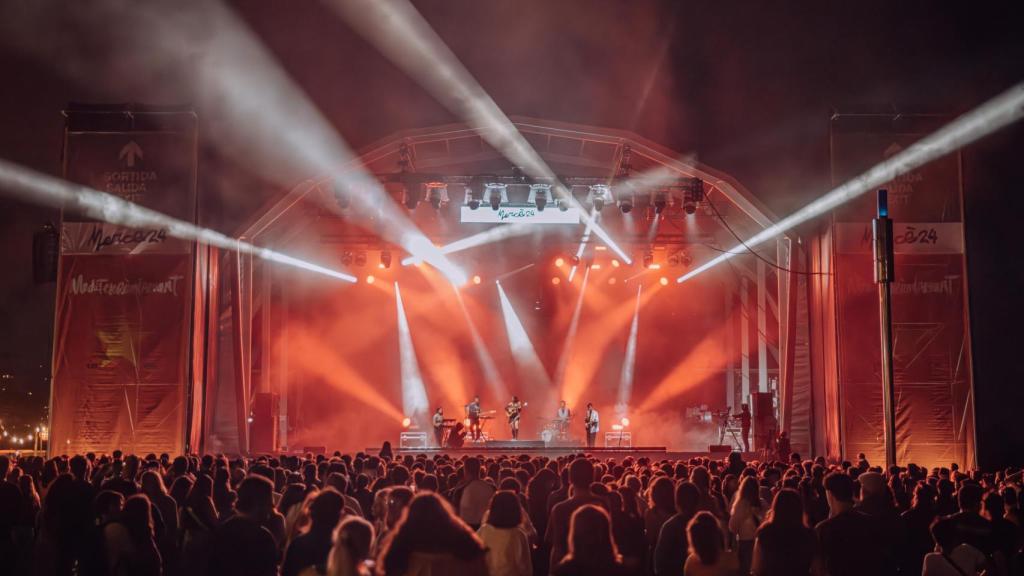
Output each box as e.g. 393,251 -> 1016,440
556,400 -> 571,437
716,409 -> 732,445
466,395 -> 482,441
432,407 -> 445,447
583,402 -> 599,448
733,403 -> 752,452
505,396 -> 526,440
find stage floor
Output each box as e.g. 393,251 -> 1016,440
372,444 -> 755,461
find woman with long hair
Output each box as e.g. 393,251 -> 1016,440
684,511 -> 737,576
644,476 -> 676,556
179,474 -> 218,576
328,516 -> 376,576
750,488 -> 816,576
104,493 -> 162,575
728,476 -> 763,575
141,470 -> 179,571
552,504 -> 626,576
900,482 -> 937,576
477,491 -> 531,576
378,492 -> 487,576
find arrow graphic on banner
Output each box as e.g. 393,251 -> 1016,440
119,141 -> 144,167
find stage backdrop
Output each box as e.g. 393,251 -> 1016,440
49,108 -> 198,456
830,115 -> 975,468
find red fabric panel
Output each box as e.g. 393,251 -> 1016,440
50,254 -> 192,455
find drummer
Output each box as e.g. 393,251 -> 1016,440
556,400 -> 571,437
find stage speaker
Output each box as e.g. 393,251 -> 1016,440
33,222 -> 59,284
708,444 -> 732,454
750,392 -> 776,451
251,392 -> 279,454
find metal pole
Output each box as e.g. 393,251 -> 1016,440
873,189 -> 898,469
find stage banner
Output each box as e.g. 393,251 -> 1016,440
830,116 -> 974,468
50,109 -> 198,455
51,255 -> 193,454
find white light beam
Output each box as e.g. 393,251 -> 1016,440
679,82 -> 1024,284
395,283 -> 430,420
327,0 -> 632,263
0,159 -> 356,282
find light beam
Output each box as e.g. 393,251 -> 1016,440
395,283 -> 430,422
678,82 -> 1024,284
496,282 -> 551,391
0,159 -> 356,282
615,285 -> 643,415
327,0 -> 632,263
401,223 -> 534,266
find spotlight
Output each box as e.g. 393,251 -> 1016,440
552,277 -> 561,285
355,252 -> 367,267
402,417 -> 411,428
403,184 -> 420,210
619,193 -> 634,213
555,257 -> 565,267
683,177 -> 704,215
484,183 -> 507,211
472,275 -> 482,285
608,277 -> 617,285
642,251 -> 653,269
528,184 -> 552,212
331,180 -> 350,210
366,275 -> 376,284
341,251 -> 354,266
611,424 -> 623,431
668,253 -> 680,267
653,191 -> 667,214
427,183 -> 447,210
571,255 -> 580,266
659,277 -> 669,286
621,417 -> 630,427
588,184 -> 611,212
467,178 -> 484,210
590,264 -> 601,270
611,259 -> 620,268
380,249 -> 392,269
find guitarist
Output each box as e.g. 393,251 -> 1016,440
432,407 -> 445,447
583,402 -> 600,448
505,396 -> 526,440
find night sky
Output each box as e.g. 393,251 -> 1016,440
1,1 -> 1022,465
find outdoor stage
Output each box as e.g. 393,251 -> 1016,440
369,440 -> 756,461
380,446 -> 757,459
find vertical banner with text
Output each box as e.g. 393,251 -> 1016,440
51,109 -> 198,455
830,116 -> 974,468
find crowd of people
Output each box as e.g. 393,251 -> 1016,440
0,447 -> 1021,576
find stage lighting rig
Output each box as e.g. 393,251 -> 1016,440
341,251 -> 354,266
642,251 -> 654,269
330,179 -> 350,210
653,191 -> 668,214
683,178 -> 704,215
528,184 -> 553,211
380,249 -> 392,269
465,176 -> 486,210
484,183 -> 508,211
355,252 -> 367,267
426,182 -> 448,210
618,193 -> 634,213
587,184 -> 612,212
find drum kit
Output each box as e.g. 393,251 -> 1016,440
539,414 -> 572,442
